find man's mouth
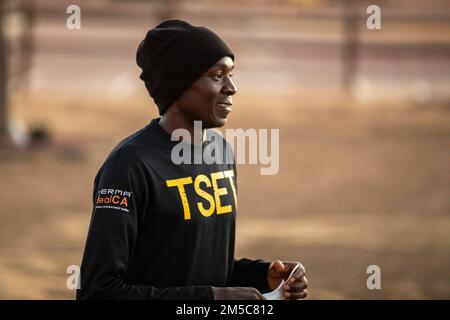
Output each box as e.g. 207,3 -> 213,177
215,102 -> 232,117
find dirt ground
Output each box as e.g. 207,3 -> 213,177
0,91 -> 449,299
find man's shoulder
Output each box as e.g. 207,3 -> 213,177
102,125 -> 154,169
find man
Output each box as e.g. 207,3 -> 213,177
77,19 -> 308,300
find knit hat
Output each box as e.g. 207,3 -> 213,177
136,19 -> 234,115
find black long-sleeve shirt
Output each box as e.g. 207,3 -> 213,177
77,118 -> 270,300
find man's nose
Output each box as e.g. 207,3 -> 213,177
222,76 -> 237,96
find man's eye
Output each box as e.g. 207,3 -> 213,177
213,73 -> 233,81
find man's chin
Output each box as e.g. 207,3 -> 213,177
203,116 -> 227,129
213,117 -> 227,128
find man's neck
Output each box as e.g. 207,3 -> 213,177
159,114 -> 206,145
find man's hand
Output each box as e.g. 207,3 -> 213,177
267,260 -> 308,300
212,287 -> 266,300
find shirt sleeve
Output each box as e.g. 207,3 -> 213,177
76,150 -> 213,300
230,258 -> 271,293
226,140 -> 271,293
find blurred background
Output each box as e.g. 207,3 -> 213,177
0,0 -> 449,299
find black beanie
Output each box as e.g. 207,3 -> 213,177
136,19 -> 234,115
